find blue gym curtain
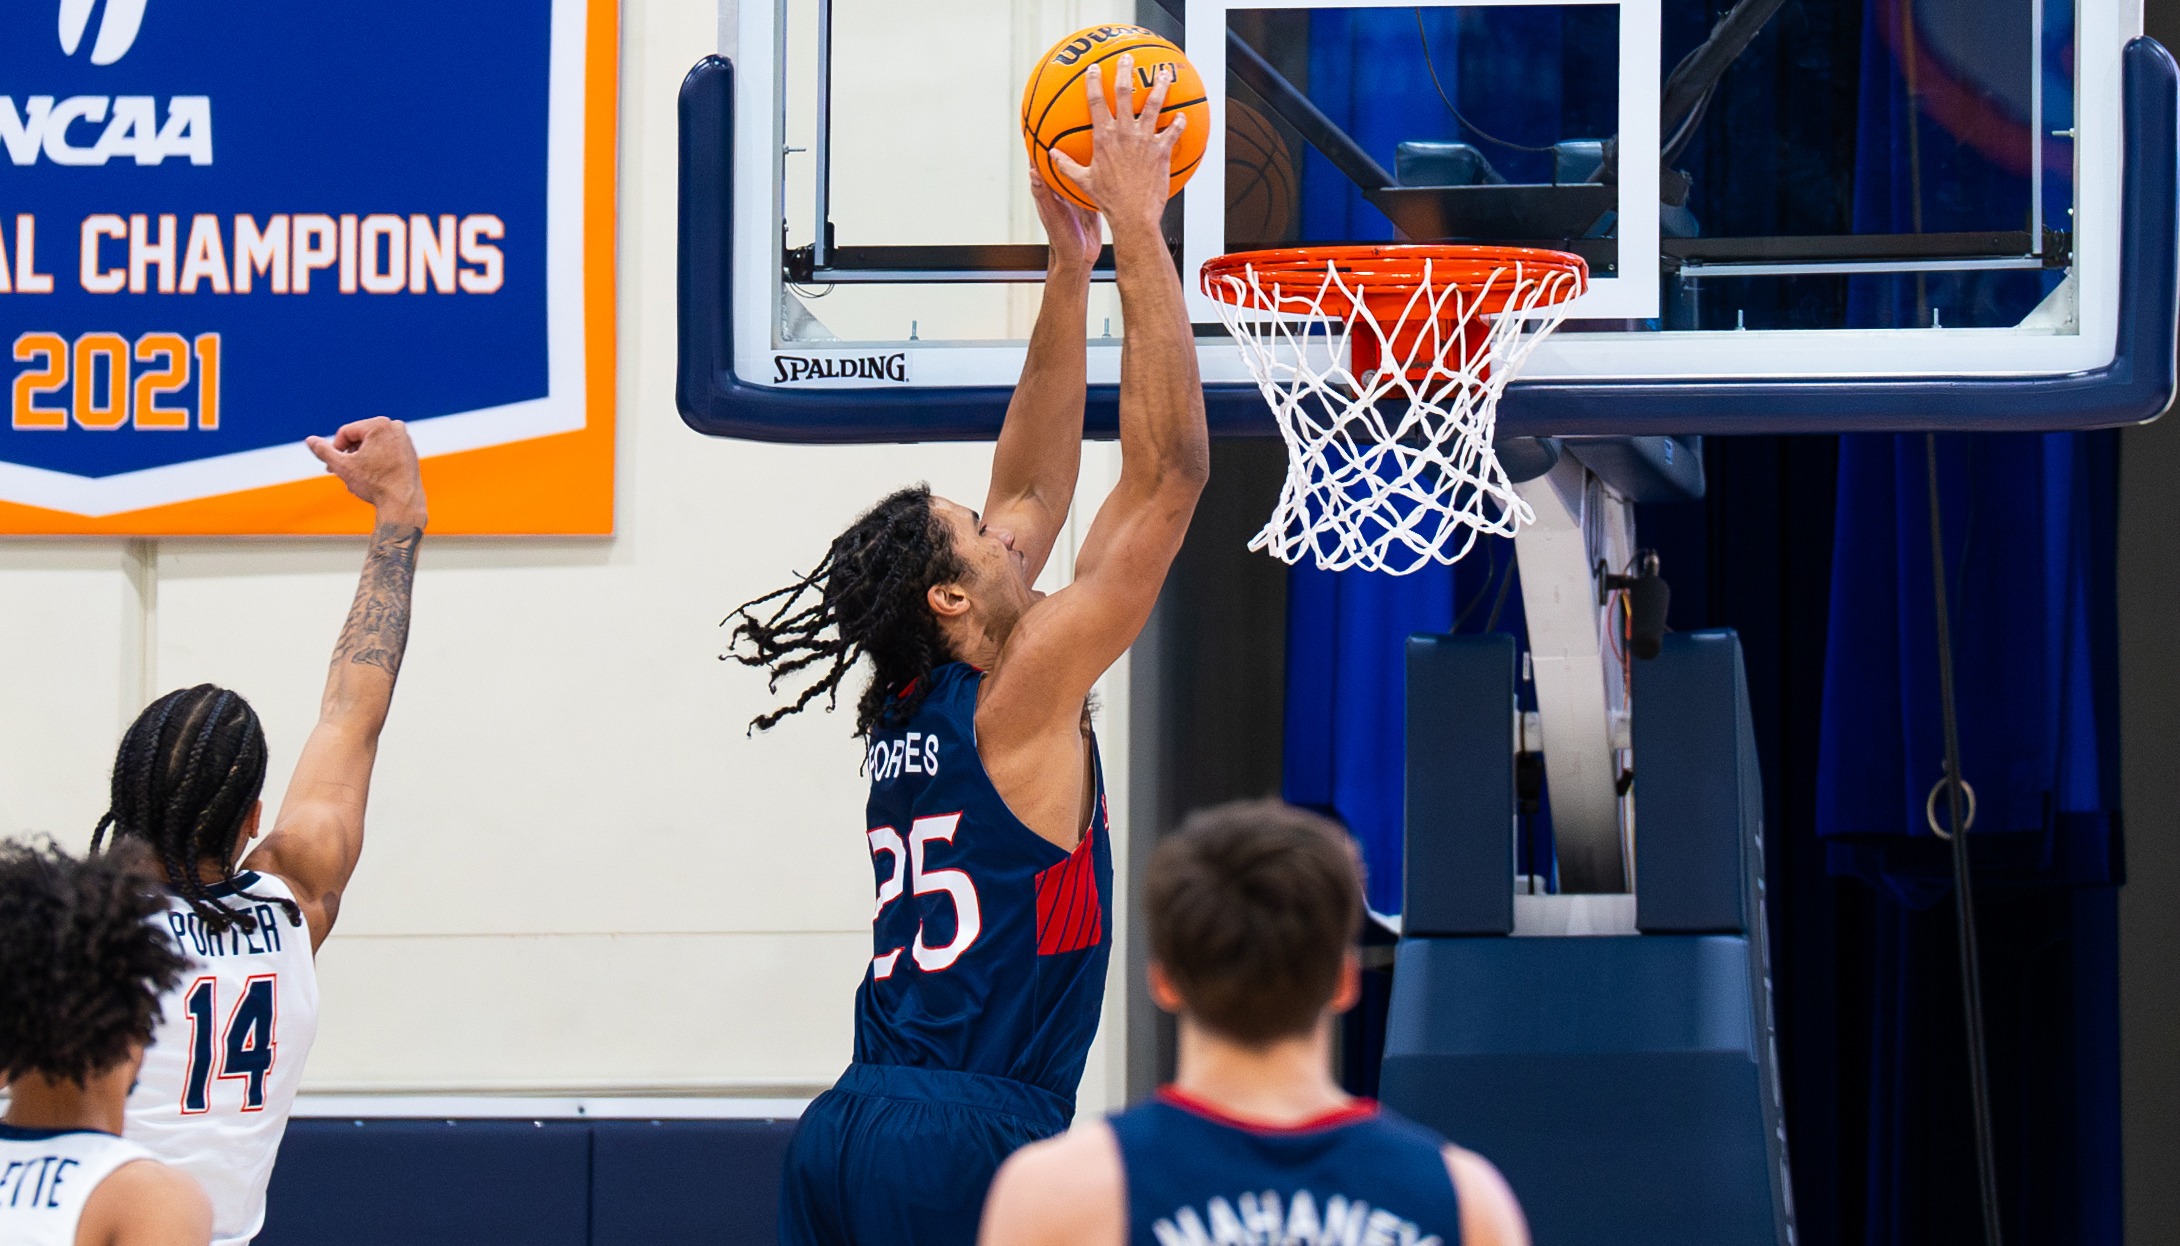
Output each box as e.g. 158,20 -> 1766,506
1813,429 -> 2123,1246
1293,7 -> 1618,242
1274,3 -> 2123,1241
1809,4 -> 2122,1237
1816,433 -> 2122,902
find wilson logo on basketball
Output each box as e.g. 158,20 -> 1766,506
1049,25 -> 1144,66
772,353 -> 911,385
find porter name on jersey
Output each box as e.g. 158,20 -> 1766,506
165,905 -> 288,959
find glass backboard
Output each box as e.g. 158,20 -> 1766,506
677,0 -> 2175,440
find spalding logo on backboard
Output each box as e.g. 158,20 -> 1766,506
771,353 -> 912,386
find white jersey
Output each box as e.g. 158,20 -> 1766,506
0,1125 -> 155,1246
127,871 -> 318,1246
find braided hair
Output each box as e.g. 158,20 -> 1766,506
90,684 -> 301,935
726,484 -> 970,737
0,838 -> 188,1087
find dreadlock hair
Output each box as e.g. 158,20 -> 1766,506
725,484 -> 971,737
90,684 -> 300,935
0,838 -> 188,1087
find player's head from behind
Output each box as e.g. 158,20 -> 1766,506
727,483 -> 1038,736
1146,800 -> 1365,1046
91,683 -> 300,935
0,839 -> 188,1091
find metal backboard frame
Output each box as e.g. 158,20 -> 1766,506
678,2 -> 2177,441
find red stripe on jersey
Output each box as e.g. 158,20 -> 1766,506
1035,824 -> 1103,956
1156,1086 -> 1381,1134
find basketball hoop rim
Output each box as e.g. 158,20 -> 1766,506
1197,246 -> 1581,573
1200,244 -> 1589,319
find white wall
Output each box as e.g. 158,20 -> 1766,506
0,0 -> 1135,1116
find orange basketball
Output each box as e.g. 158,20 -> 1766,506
1021,24 -> 1209,212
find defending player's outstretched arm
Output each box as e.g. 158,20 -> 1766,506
981,56 -> 1208,735
244,417 -> 427,953
982,175 -> 1102,584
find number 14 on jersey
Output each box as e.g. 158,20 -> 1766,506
180,974 -> 276,1113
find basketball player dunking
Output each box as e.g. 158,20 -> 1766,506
93,418 -> 427,1246
729,57 -> 1207,1246
1,841 -> 211,1246
980,801 -> 1531,1246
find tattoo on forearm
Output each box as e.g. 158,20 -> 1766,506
332,522 -> 422,677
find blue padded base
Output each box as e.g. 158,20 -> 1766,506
1382,936 -> 1783,1246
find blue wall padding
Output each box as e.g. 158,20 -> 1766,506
1381,936 -> 1779,1246
257,1120 -> 592,1246
1634,630 -> 1757,934
591,1121 -> 796,1246
1403,634 -> 1515,934
255,1117 -> 798,1246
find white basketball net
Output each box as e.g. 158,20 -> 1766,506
1205,255 -> 1584,575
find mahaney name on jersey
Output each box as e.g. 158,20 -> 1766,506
1150,1191 -> 1445,1246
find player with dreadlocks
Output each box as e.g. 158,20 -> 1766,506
1,839 -> 211,1246
94,417 -> 428,1246
728,58 -> 1208,1246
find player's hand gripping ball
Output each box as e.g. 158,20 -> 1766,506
1022,24 -> 1209,212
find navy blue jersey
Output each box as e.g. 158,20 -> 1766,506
854,662 -> 1112,1107
1111,1091 -> 1464,1246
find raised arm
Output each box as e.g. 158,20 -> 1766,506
984,57 -> 1208,724
244,417 -> 426,953
982,177 -> 1102,583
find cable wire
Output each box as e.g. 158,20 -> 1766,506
1415,10 -> 1559,154
1452,538 -> 1502,633
1924,432 -> 2006,1246
1483,550 -> 1519,633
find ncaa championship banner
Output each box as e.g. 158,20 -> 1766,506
0,0 -> 616,534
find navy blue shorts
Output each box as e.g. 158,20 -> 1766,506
779,1063 -> 1074,1246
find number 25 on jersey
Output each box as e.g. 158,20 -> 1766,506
868,813 -> 981,978
180,974 -> 277,1113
